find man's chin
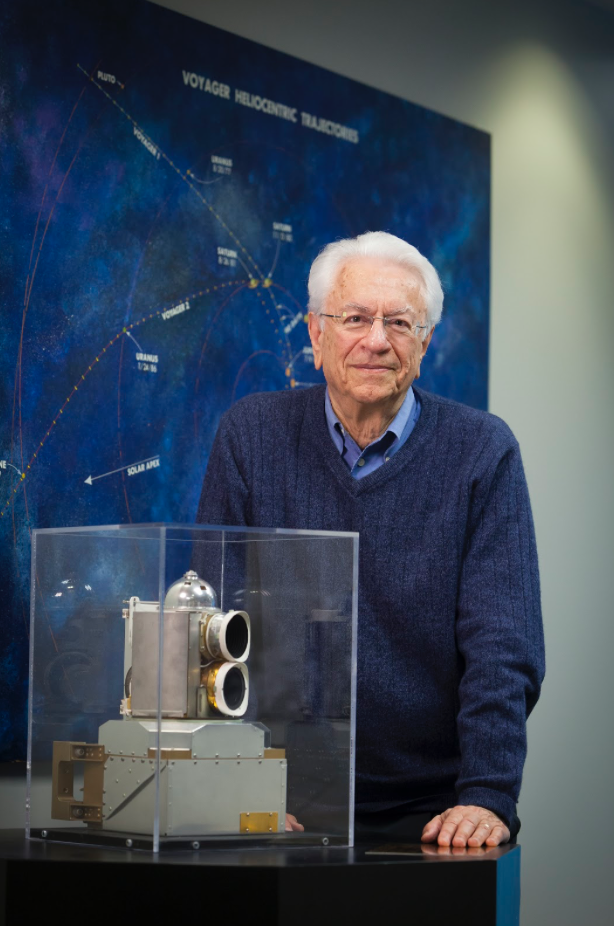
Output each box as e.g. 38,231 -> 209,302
347,382 -> 399,405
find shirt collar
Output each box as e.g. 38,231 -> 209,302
324,386 -> 416,448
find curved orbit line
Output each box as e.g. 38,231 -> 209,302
14,75 -> 93,471
8,69 -> 312,516
15,65 -> 108,479
77,64 -> 264,279
268,281 -> 308,314
195,136 -> 358,363
116,182 -> 180,523
12,61 -> 110,605
77,65 -> 295,366
192,283 -> 248,444
116,335 -> 133,524
231,350 -> 286,406
15,138 -> 84,477
1,281 -> 247,518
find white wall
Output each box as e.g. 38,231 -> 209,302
146,1 -> 614,923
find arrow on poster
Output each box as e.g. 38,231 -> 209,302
84,455 -> 160,485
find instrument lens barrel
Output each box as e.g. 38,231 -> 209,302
223,665 -> 246,711
225,613 -> 249,660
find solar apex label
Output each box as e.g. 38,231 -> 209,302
182,70 -> 360,143
127,457 -> 160,477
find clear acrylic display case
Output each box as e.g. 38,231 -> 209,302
27,524 -> 358,852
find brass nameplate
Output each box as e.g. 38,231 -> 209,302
240,812 -> 279,833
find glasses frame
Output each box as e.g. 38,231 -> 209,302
319,312 -> 430,341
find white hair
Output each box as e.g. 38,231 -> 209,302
307,231 -> 444,334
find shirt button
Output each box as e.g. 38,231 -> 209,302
357,459 -> 365,467
385,456 -> 390,462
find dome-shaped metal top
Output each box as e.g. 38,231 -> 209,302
164,570 -> 217,610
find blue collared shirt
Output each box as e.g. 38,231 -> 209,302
324,387 -> 421,479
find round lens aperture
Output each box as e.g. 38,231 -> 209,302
204,661 -> 249,717
223,665 -> 246,711
225,612 -> 249,660
202,610 -> 251,662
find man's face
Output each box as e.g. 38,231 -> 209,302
308,257 -> 433,409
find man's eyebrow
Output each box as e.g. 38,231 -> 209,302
344,302 -> 412,316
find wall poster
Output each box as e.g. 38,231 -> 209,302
0,0 -> 490,759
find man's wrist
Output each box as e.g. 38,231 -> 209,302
455,786 -> 518,835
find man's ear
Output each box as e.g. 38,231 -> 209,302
421,327 -> 434,359
308,312 -> 324,371
414,327 -> 434,381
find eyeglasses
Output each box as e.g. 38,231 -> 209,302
320,311 -> 429,341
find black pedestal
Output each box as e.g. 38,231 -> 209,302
0,830 -> 519,926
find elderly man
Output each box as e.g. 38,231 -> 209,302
197,231 -> 544,847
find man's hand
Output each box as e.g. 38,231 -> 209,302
421,805 -> 510,847
285,813 -> 304,832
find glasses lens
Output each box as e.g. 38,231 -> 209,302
384,317 -> 414,337
332,313 -> 421,339
341,313 -> 370,331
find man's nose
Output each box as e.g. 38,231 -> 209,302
365,317 -> 390,348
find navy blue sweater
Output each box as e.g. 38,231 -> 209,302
196,385 -> 545,830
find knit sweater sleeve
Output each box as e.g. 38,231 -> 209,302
454,431 -> 545,831
195,405 -> 250,527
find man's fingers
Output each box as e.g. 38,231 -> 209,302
485,824 -> 509,846
285,813 -> 305,832
421,813 -> 444,843
437,807 -> 473,846
423,805 -> 510,847
437,810 -> 471,846
466,819 -> 497,847
451,815 -> 484,847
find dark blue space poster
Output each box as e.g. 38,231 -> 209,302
0,0 -> 490,759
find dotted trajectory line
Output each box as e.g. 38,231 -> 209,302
0,281 -> 246,518
76,64 -> 295,364
77,63 -> 263,278
3,66 -> 311,516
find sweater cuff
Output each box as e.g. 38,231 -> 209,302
456,787 -> 519,836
